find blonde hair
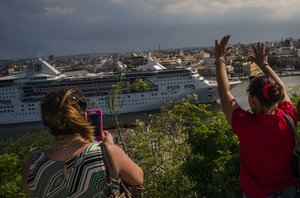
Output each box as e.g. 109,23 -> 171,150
41,88 -> 94,142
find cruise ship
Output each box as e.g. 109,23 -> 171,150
0,57 -> 240,124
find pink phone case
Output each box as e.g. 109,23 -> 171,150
86,109 -> 103,141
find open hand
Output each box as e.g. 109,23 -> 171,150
250,42 -> 269,67
215,35 -> 232,60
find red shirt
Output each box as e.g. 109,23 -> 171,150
232,101 -> 297,198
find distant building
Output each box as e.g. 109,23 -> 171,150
233,60 -> 255,77
7,64 -> 15,75
203,58 -> 216,75
270,47 -> 296,57
244,62 -> 261,77
284,37 -> 294,47
194,51 -> 210,59
294,39 -> 300,48
297,49 -> 300,58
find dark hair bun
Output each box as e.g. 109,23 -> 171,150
267,84 -> 282,103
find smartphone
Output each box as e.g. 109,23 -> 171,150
86,109 -> 103,141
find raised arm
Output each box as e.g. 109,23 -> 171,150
251,43 -> 290,102
102,131 -> 144,185
215,35 -> 240,124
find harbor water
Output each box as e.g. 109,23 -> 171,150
1,75 -> 300,141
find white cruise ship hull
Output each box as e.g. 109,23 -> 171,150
0,59 -> 240,125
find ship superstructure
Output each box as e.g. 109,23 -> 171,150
0,58 -> 240,124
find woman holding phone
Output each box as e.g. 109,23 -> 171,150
22,88 -> 143,197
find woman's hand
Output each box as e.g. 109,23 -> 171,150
251,42 -> 269,67
251,42 -> 290,102
215,34 -> 232,61
102,130 -> 114,144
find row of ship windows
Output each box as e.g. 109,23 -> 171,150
95,92 -> 175,101
159,81 -> 194,86
99,102 -> 155,108
122,102 -> 148,106
98,94 -> 177,104
157,74 -> 190,79
99,98 -> 149,103
0,110 -> 14,113
0,107 -> 37,111
21,108 -> 37,111
31,81 -> 191,95
0,106 -> 13,109
0,88 -> 15,91
18,104 -> 35,107
0,109 -> 39,113
2,112 -> 39,115
0,105 -> 35,109
155,78 -> 192,82
151,92 -> 178,95
98,97 -> 173,105
35,83 -> 112,88
1,96 -> 20,99
35,85 -> 112,93
0,92 -> 17,95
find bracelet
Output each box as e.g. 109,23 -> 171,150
262,63 -> 269,67
215,57 -> 226,64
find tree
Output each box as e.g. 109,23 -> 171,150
106,78 -> 128,152
127,99 -> 241,197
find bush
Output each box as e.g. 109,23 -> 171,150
169,102 -> 240,197
0,154 -> 25,198
0,130 -> 54,198
127,102 -> 240,197
183,111 -> 240,197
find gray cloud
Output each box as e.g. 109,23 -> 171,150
0,0 -> 300,59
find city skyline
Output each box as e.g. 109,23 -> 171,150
1,0 -> 300,60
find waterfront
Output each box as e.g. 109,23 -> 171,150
1,75 -> 300,141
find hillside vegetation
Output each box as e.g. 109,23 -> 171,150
0,95 -> 299,198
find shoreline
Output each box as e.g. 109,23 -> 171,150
206,72 -> 300,81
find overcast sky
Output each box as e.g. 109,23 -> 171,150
1,0 -> 300,59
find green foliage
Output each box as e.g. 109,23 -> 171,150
0,154 -> 25,198
129,78 -> 150,92
290,92 -> 300,133
127,101 -> 240,197
289,85 -> 300,105
0,154 -> 22,184
0,130 -> 54,198
171,102 -> 240,197
1,130 -> 54,158
1,91 -> 298,198
183,111 -> 240,197
127,105 -> 194,197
